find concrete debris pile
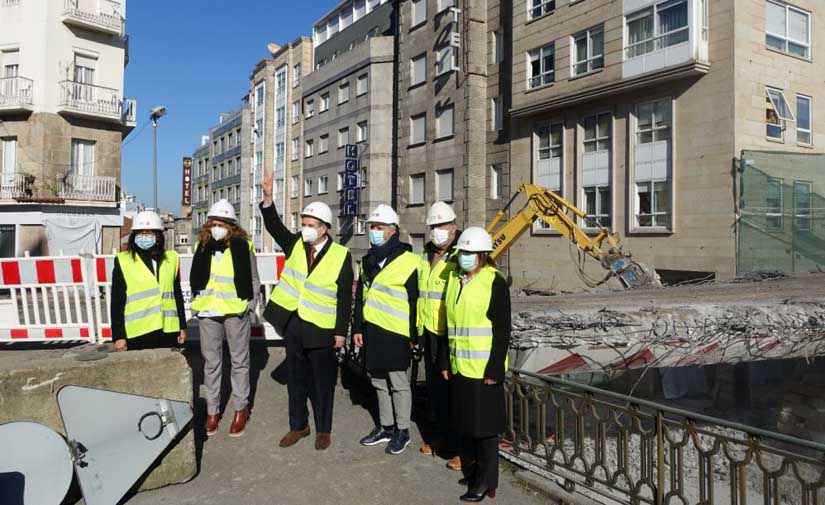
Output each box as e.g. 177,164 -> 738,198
508,273 -> 825,375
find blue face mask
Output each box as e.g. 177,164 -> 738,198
458,252 -> 478,272
368,229 -> 386,247
135,234 -> 157,251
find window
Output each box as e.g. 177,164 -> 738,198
436,169 -> 454,201
528,44 -> 554,88
318,175 -> 329,194
305,139 -> 314,157
359,166 -> 368,188
341,6 -> 353,28
276,106 -> 285,128
292,101 -> 300,123
292,138 -> 300,161
236,128 -> 241,146
355,214 -> 367,235
410,113 -> 427,145
290,175 -> 299,198
584,186 -> 611,228
436,46 -> 457,75
572,26 -> 604,75
766,87 -> 795,140
535,124 -> 563,192
1,137 -> 17,182
409,173 -> 425,205
357,74 -> 368,96
226,159 -> 233,176
437,0 -> 455,12
357,121 -> 368,143
529,0 -> 555,19
213,140 -> 219,155
236,157 -> 241,174
255,118 -> 263,137
290,213 -> 298,231
766,1 -> 810,58
583,113 -> 611,152
293,63 -> 302,87
491,30 -> 503,64
74,53 -> 97,87
337,172 -> 344,192
625,0 -> 689,59
212,165 -> 218,180
634,99 -> 672,228
355,0 -> 366,20
70,139 -> 95,176
276,142 -> 285,162
306,99 -> 315,118
338,127 -> 350,147
491,97 -> 503,131
276,70 -> 286,92
765,177 -> 784,230
304,178 -> 313,197
794,181 -> 811,231
436,105 -> 454,139
490,164 -> 503,200
321,93 -> 330,112
582,113 -> 612,228
411,53 -> 427,86
796,95 -> 812,145
317,133 -> 329,153
227,132 -> 233,147
412,0 -> 427,26
255,84 -> 265,106
255,151 -> 263,171
338,82 -> 350,104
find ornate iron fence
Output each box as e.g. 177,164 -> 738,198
504,369 -> 825,505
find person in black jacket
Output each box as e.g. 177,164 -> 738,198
352,204 -> 420,455
259,171 -> 353,451
111,211 -> 186,351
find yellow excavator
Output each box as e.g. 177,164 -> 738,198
486,183 -> 661,289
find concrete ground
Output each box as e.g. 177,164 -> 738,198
124,344 -> 547,505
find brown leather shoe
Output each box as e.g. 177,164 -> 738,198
205,414 -> 220,436
279,426 -> 311,448
420,443 -> 434,456
228,407 -> 249,438
315,432 -> 331,451
447,455 -> 462,471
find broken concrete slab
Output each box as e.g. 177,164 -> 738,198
0,346 -> 196,493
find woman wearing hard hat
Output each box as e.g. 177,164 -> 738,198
352,204 -> 420,455
190,199 -> 260,438
111,210 -> 187,351
440,227 -> 510,503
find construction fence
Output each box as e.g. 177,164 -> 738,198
0,252 -> 286,344
738,150 -> 825,274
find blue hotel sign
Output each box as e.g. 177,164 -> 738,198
343,144 -> 359,216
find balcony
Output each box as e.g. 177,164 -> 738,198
58,81 -> 133,124
61,0 -> 124,36
0,76 -> 34,113
57,174 -> 117,202
0,174 -> 34,200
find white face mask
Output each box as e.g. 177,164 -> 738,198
430,228 -> 450,247
301,226 -> 320,243
211,226 -> 228,241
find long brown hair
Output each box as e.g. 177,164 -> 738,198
198,220 -> 250,246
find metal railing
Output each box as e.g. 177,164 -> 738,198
57,174 -> 116,202
0,174 -> 34,199
0,76 -> 33,108
2,0 -> 21,7
122,98 -> 136,126
62,0 -> 124,34
58,81 -> 122,119
504,369 -> 825,505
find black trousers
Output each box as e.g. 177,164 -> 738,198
461,435 -> 500,492
124,330 -> 178,350
423,329 -> 459,450
284,315 -> 338,433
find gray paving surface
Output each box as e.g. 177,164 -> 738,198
125,344 -> 548,505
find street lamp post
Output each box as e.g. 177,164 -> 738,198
149,105 -> 167,210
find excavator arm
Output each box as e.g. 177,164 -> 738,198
486,184 -> 661,289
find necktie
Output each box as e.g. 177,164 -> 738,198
309,246 -> 317,268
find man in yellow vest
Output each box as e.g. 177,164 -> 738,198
418,201 -> 462,470
259,172 -> 353,451
352,204 -> 420,455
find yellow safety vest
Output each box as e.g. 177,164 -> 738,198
417,249 -> 458,336
190,241 -> 253,315
269,239 -> 349,329
362,251 -> 420,338
445,265 -> 508,379
117,250 -> 180,339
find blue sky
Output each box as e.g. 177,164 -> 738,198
122,1 -> 329,214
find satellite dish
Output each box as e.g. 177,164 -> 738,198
267,42 -> 281,55
0,422 -> 74,505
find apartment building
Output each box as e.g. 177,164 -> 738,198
301,0 -> 396,259
395,0 -> 511,252
249,37 -> 313,252
0,0 -> 135,256
190,106 -> 253,243
506,0 -> 823,289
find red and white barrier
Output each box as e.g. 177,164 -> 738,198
0,255 -> 95,342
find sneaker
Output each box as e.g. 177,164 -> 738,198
386,429 -> 411,455
360,426 -> 394,446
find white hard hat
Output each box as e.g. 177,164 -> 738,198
367,204 -> 399,226
207,199 -> 237,223
426,201 -> 457,226
456,227 -> 493,253
132,211 -> 163,231
301,201 -> 333,227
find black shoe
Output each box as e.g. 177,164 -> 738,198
460,488 -> 496,502
458,477 -> 470,486
385,429 -> 411,455
359,426 -> 393,446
